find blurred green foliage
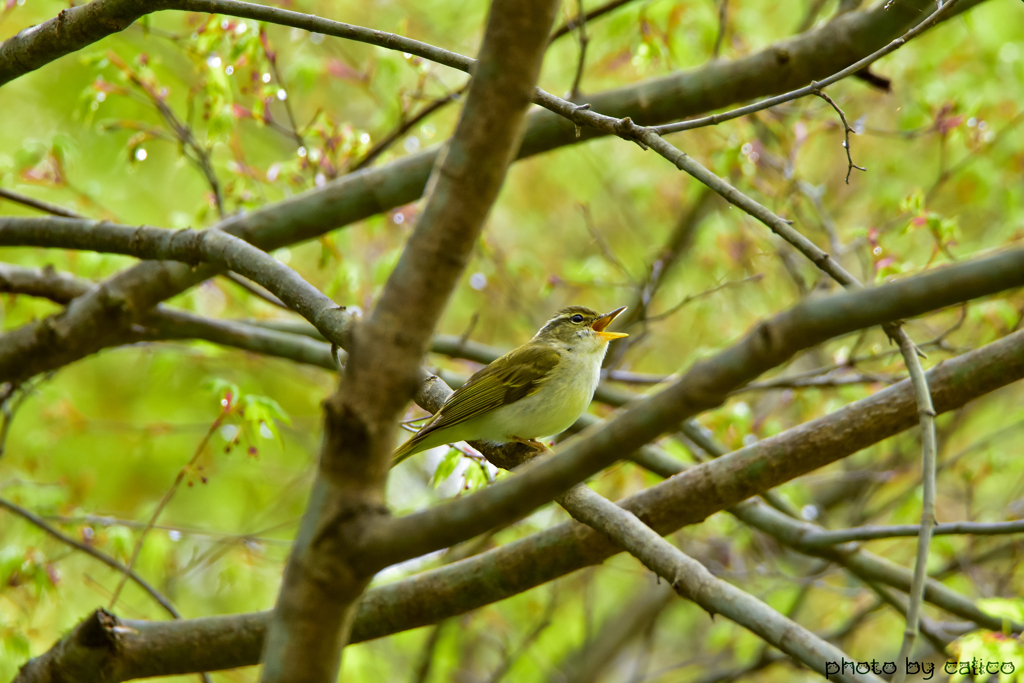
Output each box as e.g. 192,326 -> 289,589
1,0 -> 1023,680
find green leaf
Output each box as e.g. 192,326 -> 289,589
464,461 -> 489,492
104,526 -> 135,562
431,448 -> 462,488
899,189 -> 925,215
3,630 -> 31,659
242,394 -> 291,445
9,482 -> 68,512
13,140 -> 48,171
0,546 -> 24,584
284,54 -> 323,91
208,103 -> 236,142
978,597 -> 1024,625
987,300 -> 1019,330
204,378 -> 240,408
79,51 -> 110,68
951,629 -> 1024,683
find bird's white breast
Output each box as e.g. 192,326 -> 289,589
469,341 -> 605,443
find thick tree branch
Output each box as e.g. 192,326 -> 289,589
0,0 -> 469,88
258,2 -> 560,680
0,217 -> 353,346
669,418 -> 1010,639
0,263 -> 340,370
354,324 -> 1024,640
726,499 -> 1016,633
13,609 -> 267,683
653,0 -> 965,135
669,424 -> 1008,638
0,262 -> 92,303
354,247 -> 1024,570
405,359 -> 877,678
148,311 -> 338,369
16,325 -> 1024,681
540,35 -> 953,664
0,0 -> 978,384
558,485 -> 882,683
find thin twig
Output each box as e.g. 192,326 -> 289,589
633,188 -> 715,323
42,513 -> 294,545
664,423 -> 1015,639
797,0 -> 831,33
549,0 -> 634,42
654,0 -> 964,135
569,0 -> 589,99
602,188 -> 716,370
796,180 -> 844,254
863,580 -> 951,655
486,589 -> 557,683
351,86 -> 466,172
712,0 -> 729,58
0,376 -> 48,460
645,274 -> 763,323
0,187 -> 83,218
262,31 -> 306,150
107,52 -> 224,217
734,371 -> 905,392
410,622 -> 448,683
731,333 -> 962,397
557,485 -> 882,683
892,329 -> 938,681
578,203 -> 637,283
802,519 -> 1024,547
926,110 -> 1024,201
813,90 -> 866,183
0,497 -> 181,618
222,272 -> 290,310
108,404 -> 229,609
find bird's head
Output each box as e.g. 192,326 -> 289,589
533,305 -> 629,347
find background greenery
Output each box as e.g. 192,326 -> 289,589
1,0 -> 1023,680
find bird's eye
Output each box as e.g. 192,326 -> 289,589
571,314 -> 584,323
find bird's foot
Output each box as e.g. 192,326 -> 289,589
511,436 -> 550,452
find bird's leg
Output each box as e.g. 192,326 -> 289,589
510,436 -> 550,452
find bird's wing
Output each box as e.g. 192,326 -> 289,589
419,344 -> 560,436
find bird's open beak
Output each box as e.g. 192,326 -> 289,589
591,306 -> 629,340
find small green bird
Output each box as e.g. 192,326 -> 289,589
393,305 -> 628,465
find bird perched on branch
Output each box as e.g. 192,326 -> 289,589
393,305 -> 628,465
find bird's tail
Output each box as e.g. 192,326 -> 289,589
391,431 -> 426,467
